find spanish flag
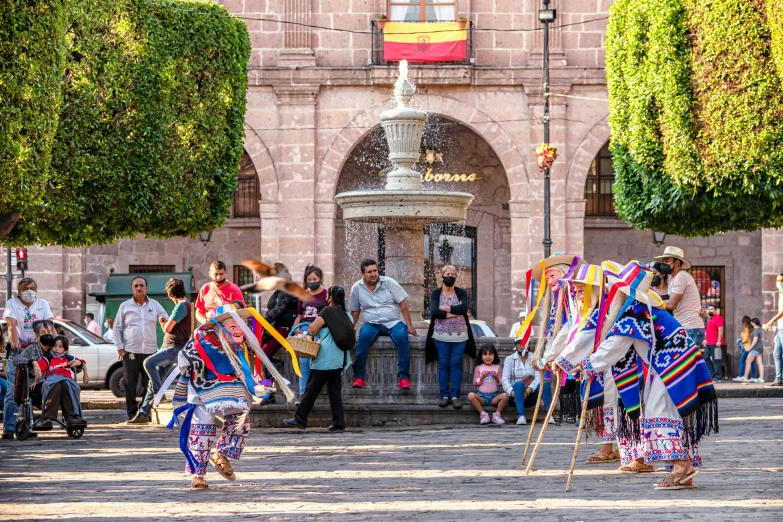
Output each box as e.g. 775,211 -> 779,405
383,22 -> 467,63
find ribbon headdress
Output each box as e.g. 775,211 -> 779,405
515,254 -> 583,348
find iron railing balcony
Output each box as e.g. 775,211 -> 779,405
370,20 -> 474,66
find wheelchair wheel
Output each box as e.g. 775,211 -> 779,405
15,419 -> 30,441
67,426 -> 84,439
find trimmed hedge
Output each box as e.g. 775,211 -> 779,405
0,1 -> 68,236
5,0 -> 250,246
606,0 -> 783,236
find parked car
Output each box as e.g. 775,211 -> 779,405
1,318 -> 142,398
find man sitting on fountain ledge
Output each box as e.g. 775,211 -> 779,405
349,258 -> 417,390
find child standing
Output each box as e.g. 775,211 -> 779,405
467,344 -> 509,424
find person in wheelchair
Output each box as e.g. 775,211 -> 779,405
32,335 -> 88,430
11,320 -> 82,435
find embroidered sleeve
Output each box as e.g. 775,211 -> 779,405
587,335 -> 635,375
556,328 -> 595,374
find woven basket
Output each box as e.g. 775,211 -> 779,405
287,336 -> 320,359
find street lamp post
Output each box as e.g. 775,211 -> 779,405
539,1 -> 556,257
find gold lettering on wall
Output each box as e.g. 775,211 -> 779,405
378,167 -> 483,182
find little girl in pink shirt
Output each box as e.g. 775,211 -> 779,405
468,344 -> 509,424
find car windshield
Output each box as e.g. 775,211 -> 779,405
59,320 -> 105,344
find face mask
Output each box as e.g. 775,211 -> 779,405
517,347 -> 528,357
306,281 -> 321,291
21,290 -> 36,303
659,263 -> 673,275
651,275 -> 662,288
777,282 -> 783,292
708,312 -> 714,318
104,321 -> 108,328
39,334 -> 54,347
442,276 -> 456,287
52,346 -> 65,356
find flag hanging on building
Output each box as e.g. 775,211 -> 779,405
383,22 -> 467,63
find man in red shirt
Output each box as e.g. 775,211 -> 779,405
195,260 -> 246,324
704,304 -> 725,380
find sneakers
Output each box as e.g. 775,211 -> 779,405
327,424 -> 345,432
439,397 -> 449,408
548,416 -> 555,424
398,378 -> 411,390
516,415 -> 527,425
126,413 -> 151,425
732,376 -> 748,382
479,411 -> 490,424
352,378 -> 366,388
492,412 -> 505,425
751,378 -> 765,384
2,430 -> 14,440
451,398 -> 463,409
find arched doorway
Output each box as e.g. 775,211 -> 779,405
230,150 -> 260,218
334,116 -> 512,330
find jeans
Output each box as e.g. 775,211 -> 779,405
511,380 -> 552,417
294,368 -> 345,428
299,358 -> 311,395
774,331 -> 783,383
3,356 -> 17,432
0,377 -> 7,417
434,339 -> 466,399
123,352 -> 152,419
352,321 -> 411,380
685,328 -> 705,348
140,346 -> 179,417
738,347 -> 758,380
703,344 -> 719,379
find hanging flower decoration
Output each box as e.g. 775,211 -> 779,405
536,143 -> 558,169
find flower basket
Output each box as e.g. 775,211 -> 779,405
536,143 -> 558,169
458,17 -> 468,30
377,16 -> 387,30
287,336 -> 321,359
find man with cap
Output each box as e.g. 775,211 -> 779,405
502,333 -> 552,425
508,311 -> 533,339
655,247 -> 705,348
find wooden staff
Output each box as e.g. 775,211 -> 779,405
521,369 -> 546,467
525,369 -> 562,475
565,377 -> 592,492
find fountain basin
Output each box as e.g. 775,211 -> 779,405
335,190 -> 474,226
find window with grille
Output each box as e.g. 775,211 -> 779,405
389,0 -> 457,21
230,153 -> 260,218
687,266 -> 725,312
584,142 -> 617,217
234,266 -> 255,304
129,265 -> 175,273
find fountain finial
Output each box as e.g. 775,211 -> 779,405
394,60 -> 416,107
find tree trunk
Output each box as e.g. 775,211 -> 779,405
0,212 -> 20,240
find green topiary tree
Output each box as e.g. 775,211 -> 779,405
606,0 -> 783,237
0,0 -> 68,238
1,0 -> 250,247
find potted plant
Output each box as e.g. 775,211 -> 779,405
535,143 -> 558,169
376,14 -> 387,30
458,16 -> 468,29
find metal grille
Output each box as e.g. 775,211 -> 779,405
128,265 -> 175,274
688,266 -> 725,312
371,19 -> 473,66
230,178 -> 260,218
584,142 -> 616,217
234,266 -> 255,304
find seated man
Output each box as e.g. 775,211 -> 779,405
34,335 -> 88,429
348,259 -> 417,390
502,335 -> 552,425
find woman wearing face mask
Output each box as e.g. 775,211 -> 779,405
648,261 -> 671,301
291,265 -> 328,396
424,266 -> 476,408
2,281 -> 53,440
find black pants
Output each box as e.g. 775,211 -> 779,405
123,353 -> 151,418
42,381 -> 76,422
294,369 -> 345,428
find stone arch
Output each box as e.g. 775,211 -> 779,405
316,94 -> 529,202
565,115 -> 611,201
243,127 -> 278,202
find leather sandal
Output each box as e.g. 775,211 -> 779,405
210,454 -> 236,481
586,451 -> 619,464
190,477 -> 209,490
619,460 -> 654,473
654,469 -> 698,490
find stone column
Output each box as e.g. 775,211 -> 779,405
279,0 -> 316,67
509,199 -> 532,314
762,227 -> 783,322
314,200 -> 336,285
273,85 -> 319,278
384,223 -> 426,329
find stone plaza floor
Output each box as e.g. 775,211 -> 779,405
1,398 -> 782,521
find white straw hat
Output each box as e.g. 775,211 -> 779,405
654,246 -> 691,270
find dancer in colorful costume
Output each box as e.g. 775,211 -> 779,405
553,263 -> 621,464
577,261 -> 718,490
170,304 -> 300,490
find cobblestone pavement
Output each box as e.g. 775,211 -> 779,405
1,398 -> 782,521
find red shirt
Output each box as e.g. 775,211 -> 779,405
195,281 -> 246,319
38,353 -> 83,379
705,314 -> 725,345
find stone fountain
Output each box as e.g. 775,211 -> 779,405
335,61 -> 474,327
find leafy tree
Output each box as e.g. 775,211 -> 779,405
607,0 -> 783,236
0,0 -> 250,246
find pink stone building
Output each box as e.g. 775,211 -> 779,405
2,1 -> 781,378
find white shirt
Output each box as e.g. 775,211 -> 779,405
502,351 -> 541,395
668,270 -> 704,330
113,297 -> 168,354
509,320 -> 534,339
87,320 -> 102,337
103,329 -> 114,342
2,298 -> 54,348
